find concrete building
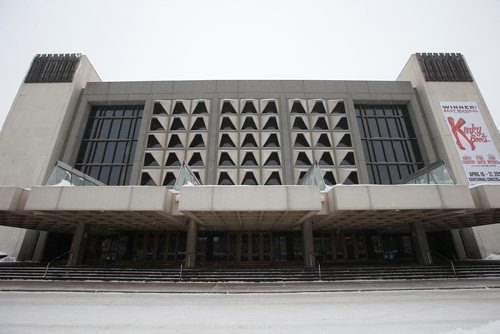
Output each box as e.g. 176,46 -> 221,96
0,53 -> 499,268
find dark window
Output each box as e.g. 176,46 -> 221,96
167,135 -> 183,148
189,134 -> 205,148
170,118 -> 185,131
75,105 -> 143,185
172,102 -> 188,115
241,117 -> 258,130
263,117 -> 279,130
163,172 -> 176,186
219,134 -> 236,148
291,101 -> 306,114
265,172 -> 282,185
218,172 -> 235,185
355,104 -> 424,184
165,153 -> 181,167
219,153 -> 236,166
264,134 -> 280,147
296,152 -> 312,166
188,153 -> 204,167
241,134 -> 258,148
193,102 -> 208,114
221,101 -> 237,114
242,172 -> 258,185
313,117 -> 329,130
262,101 -> 278,114
220,117 -> 237,131
242,102 -> 258,114
153,102 -> 167,115
242,152 -> 258,166
146,135 -> 161,148
264,152 -> 281,166
191,117 -> 207,131
311,101 -> 326,114
292,117 -> 308,130
294,134 -> 310,148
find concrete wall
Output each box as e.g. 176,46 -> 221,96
63,79 -> 431,188
397,54 -> 500,259
0,55 -> 101,257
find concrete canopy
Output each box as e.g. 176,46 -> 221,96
0,186 -> 184,233
178,186 -> 322,230
316,184 -> 480,232
1,184 -> 499,234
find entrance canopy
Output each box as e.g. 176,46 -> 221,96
317,184 -> 489,232
0,184 -> 499,233
178,186 -> 322,230
0,186 -> 183,233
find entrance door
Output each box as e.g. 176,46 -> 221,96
273,235 -> 287,262
227,232 -> 273,265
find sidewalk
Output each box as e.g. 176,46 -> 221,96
1,278 -> 500,294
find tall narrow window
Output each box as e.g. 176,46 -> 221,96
355,104 -> 423,184
75,105 -> 143,185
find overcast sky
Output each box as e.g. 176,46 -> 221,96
0,0 -> 499,129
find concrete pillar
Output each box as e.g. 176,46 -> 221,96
302,220 -> 315,267
68,223 -> 87,266
459,228 -> 482,259
32,231 -> 48,262
409,222 -> 432,265
17,230 -> 39,261
185,220 -> 198,268
450,229 -> 467,260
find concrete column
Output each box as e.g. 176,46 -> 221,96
68,223 -> 87,266
185,220 -> 198,268
450,229 -> 467,260
302,220 -> 315,267
459,228 -> 482,259
32,231 -> 48,262
17,230 -> 40,261
409,222 -> 432,265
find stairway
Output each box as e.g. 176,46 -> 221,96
1,263 -> 500,282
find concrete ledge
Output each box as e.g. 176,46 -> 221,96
0,187 -> 29,211
470,184 -> 500,209
326,184 -> 475,212
179,185 -> 322,212
25,186 -> 173,213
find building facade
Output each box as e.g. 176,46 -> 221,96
0,53 -> 499,268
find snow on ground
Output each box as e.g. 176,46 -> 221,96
0,289 -> 499,334
485,253 -> 500,260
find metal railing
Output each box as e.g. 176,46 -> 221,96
431,251 -> 457,278
43,250 -> 72,279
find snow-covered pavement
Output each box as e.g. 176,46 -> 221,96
1,289 -> 499,333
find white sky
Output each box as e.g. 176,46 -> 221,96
0,0 -> 499,129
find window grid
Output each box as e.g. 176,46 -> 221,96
355,104 -> 423,184
75,105 -> 143,185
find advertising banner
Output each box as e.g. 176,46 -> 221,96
440,101 -> 500,185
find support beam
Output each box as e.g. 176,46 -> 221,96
32,231 -> 48,262
409,222 -> 432,265
302,220 -> 315,267
68,222 -> 87,266
451,229 -> 467,260
459,228 -> 483,259
185,220 -> 198,268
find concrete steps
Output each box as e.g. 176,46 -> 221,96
1,263 -> 500,282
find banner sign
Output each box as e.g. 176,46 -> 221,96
440,101 -> 500,185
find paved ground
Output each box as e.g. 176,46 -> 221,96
1,278 -> 500,293
1,288 -> 500,333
